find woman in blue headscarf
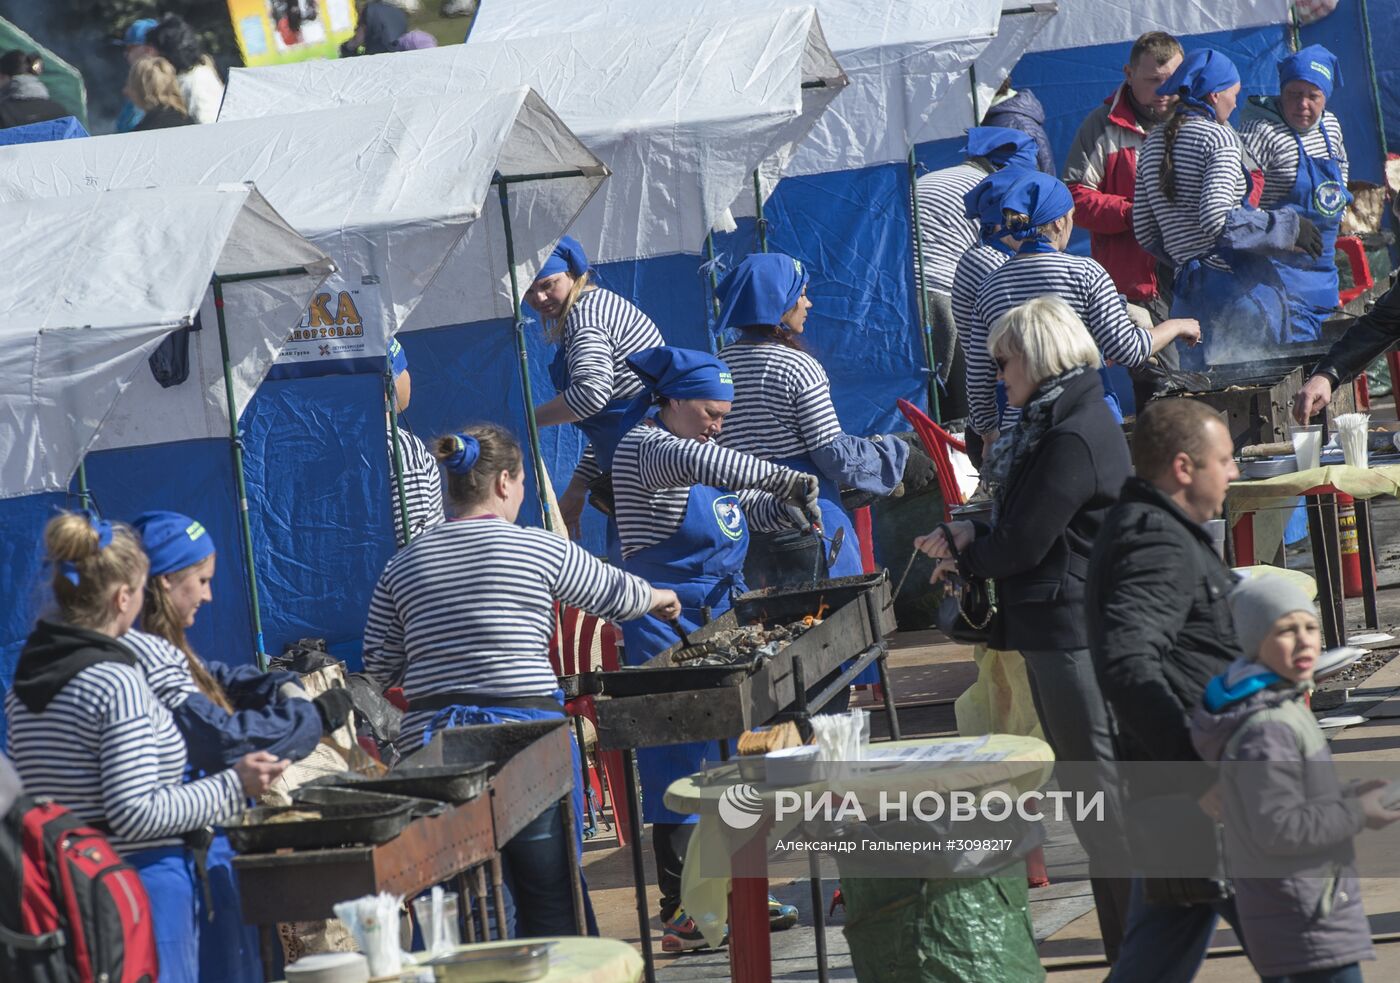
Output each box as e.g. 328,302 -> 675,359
610,347 -> 821,950
524,236 -> 665,540
1240,44 -> 1351,343
1134,48 -> 1325,367
966,169 -> 1200,439
714,252 -> 908,600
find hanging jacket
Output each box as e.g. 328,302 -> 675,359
982,89 -> 1055,174
1063,84 -> 1162,302
0,76 -> 68,130
1313,280 -> 1400,387
1191,662 -> 1373,978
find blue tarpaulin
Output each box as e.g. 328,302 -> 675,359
0,116 -> 87,146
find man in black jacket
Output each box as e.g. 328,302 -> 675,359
1293,279 -> 1400,422
1087,398 -> 1245,982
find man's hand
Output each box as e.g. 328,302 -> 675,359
1292,374 -> 1334,424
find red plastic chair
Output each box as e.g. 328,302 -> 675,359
1335,235 -> 1374,306
549,605 -> 633,845
896,398 -> 969,521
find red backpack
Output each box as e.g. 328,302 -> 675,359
0,796 -> 157,983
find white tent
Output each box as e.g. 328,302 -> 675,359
221,7 -> 845,276
937,1 -> 1059,137
1027,0 -> 1287,52
0,184 -> 332,499
469,0 -> 1011,174
0,88 -> 607,352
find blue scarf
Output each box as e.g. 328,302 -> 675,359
1157,48 -> 1241,116
995,171 -> 1074,255
714,253 -> 808,336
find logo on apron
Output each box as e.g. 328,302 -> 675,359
713,494 -> 744,541
1313,180 -> 1347,218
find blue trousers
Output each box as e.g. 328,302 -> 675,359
197,833 -> 261,983
127,846 -> 199,983
1108,877 -> 1246,983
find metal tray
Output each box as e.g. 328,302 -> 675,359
425,942 -> 554,982
300,763 -> 493,805
225,800 -> 416,854
595,653 -> 762,698
289,785 -> 446,817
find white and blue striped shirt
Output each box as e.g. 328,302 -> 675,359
5,659 -> 243,853
716,342 -> 843,461
915,162 -> 991,295
363,517 -> 652,745
389,425 -> 445,548
612,423 -> 798,555
1240,110 -> 1348,209
1134,115 -> 1249,271
121,628 -> 200,708
952,244 -> 1012,434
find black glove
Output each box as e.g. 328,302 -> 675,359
1295,216 -> 1324,259
313,687 -> 355,734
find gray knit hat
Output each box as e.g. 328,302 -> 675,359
1228,575 -> 1317,659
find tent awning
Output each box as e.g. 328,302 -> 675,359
0,88 -> 608,344
0,184 -> 333,498
1027,0 -> 1288,52
221,7 -> 845,273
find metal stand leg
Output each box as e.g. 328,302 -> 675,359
622,750 -> 656,983
561,793 -> 588,935
809,853 -> 829,983
1306,495 -> 1345,649
1356,499 -> 1381,630
454,871 -> 478,943
259,924 -> 281,983
573,716 -> 597,835
490,855 -> 508,941
875,646 -> 901,741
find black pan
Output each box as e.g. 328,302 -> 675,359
300,762 -> 493,804
225,799 -> 416,853
595,653 -> 763,698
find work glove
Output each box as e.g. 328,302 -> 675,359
1294,216 -> 1324,259
313,687 -> 356,734
781,472 -> 823,532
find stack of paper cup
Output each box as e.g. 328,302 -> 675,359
1291,424 -> 1324,471
1335,413 -> 1370,469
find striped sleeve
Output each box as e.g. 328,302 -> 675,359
571,444 -> 602,487
737,489 -> 795,533
1134,118 -> 1248,267
953,247 -> 1009,434
1078,261 -> 1151,367
552,540 -> 652,622
363,572 -> 408,689
123,629 -> 198,709
560,288 -> 665,420
391,427 -> 445,548
914,164 -> 986,293
637,430 -> 793,497
561,317 -> 620,420
1198,135 -> 1245,243
1130,139 -> 1167,263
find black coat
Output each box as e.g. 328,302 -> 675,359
960,369 -> 1130,651
134,105 -> 193,130
1086,477 -> 1239,776
0,97 -> 69,130
1314,279 -> 1400,387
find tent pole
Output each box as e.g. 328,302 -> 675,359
1359,0 -> 1390,153
211,278 -> 269,671
907,148 -> 941,420
970,63 -> 982,124
495,177 -> 555,532
386,358 -> 413,546
753,170 -> 768,252
76,459 -> 92,512
704,233 -> 723,353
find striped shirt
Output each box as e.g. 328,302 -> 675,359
952,245 -> 1011,434
1134,115 -> 1248,271
389,425 -> 445,548
915,162 -> 991,294
5,660 -> 243,853
363,517 -> 652,745
613,422 -> 798,555
1240,110 -> 1348,208
716,342 -> 843,461
969,252 -> 1150,431
122,629 -> 200,709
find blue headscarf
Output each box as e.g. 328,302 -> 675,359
535,236 -> 589,281
615,347 -> 734,439
132,510 -> 214,577
962,126 -> 1038,170
963,166 -> 1039,256
994,170 -> 1075,254
442,433 -> 480,474
59,510 -> 114,586
1279,44 -> 1340,101
1157,48 -> 1241,116
714,253 -> 809,336
388,337 -> 407,377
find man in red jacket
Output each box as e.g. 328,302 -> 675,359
1064,32 -> 1183,410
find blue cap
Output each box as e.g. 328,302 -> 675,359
132,510 -> 215,577
964,166 -> 1038,255
1157,49 -> 1242,115
714,253 -> 809,335
627,347 -> 734,403
995,170 -> 1075,250
119,19 -> 158,47
388,337 -> 408,377
962,127 -> 1038,170
535,236 -> 589,282
1279,44 -> 1340,101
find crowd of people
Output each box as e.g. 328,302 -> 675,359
6,14 -> 1400,983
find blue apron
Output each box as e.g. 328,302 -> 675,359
127,846 -> 200,983
1270,125 -> 1352,343
621,479 -> 748,825
197,833 -> 261,983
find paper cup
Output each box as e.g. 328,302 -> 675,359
1291,425 -> 1323,471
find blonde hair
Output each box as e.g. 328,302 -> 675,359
142,566 -> 234,713
45,512 -> 148,630
543,271 -> 593,344
127,56 -> 187,114
987,295 -> 1102,389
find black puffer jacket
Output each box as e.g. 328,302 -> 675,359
1087,477 -> 1239,779
960,369 -> 1130,651
1313,279 -> 1400,387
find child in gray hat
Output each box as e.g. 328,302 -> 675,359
1191,576 -> 1400,982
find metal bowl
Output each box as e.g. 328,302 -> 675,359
1241,456 -> 1298,479
425,943 -> 554,982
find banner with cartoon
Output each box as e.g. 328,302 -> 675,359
227,0 -> 358,67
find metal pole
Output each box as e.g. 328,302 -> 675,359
494,178 -> 555,531
76,460 -> 92,512
1359,0 -> 1390,153
704,233 -> 723,354
385,357 -> 413,547
907,148 -> 941,419
753,170 -> 768,253
211,279 -> 268,670
622,751 -> 656,983
969,63 -> 982,124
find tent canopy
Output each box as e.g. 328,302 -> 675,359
0,88 -> 607,346
221,7 -> 845,274
470,0 -> 1009,174
0,184 -> 332,498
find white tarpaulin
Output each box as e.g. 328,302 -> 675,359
470,0 -> 1008,174
0,184 -> 333,498
1028,0 -> 1288,52
0,88 -> 606,349
930,1 -> 1058,139
220,8 -> 845,273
